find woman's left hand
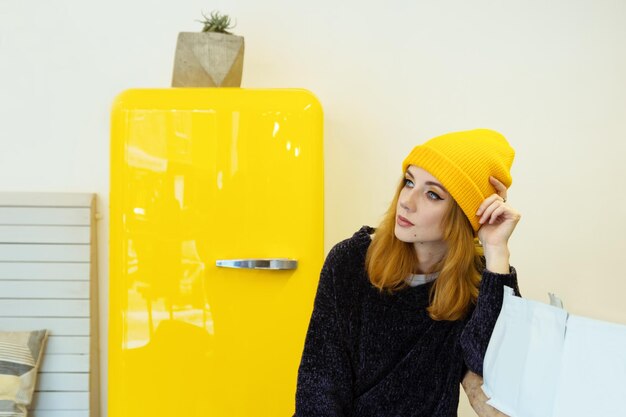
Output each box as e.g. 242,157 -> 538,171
476,176 -> 521,248
462,371 -> 510,417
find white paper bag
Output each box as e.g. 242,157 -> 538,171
482,286 -> 626,417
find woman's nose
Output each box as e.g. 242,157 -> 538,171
400,194 -> 417,212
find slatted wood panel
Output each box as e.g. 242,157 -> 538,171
0,192 -> 99,417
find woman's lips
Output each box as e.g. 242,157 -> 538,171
397,215 -> 414,227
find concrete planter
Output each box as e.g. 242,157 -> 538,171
172,32 -> 244,87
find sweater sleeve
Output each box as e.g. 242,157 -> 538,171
294,244 -> 354,417
459,267 -> 521,376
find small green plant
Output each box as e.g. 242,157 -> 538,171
198,11 -> 236,34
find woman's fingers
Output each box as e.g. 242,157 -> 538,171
476,193 -> 505,217
479,200 -> 506,224
487,204 -> 507,224
477,177 -> 512,224
489,176 -> 508,201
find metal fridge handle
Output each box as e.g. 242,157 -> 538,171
215,258 -> 298,270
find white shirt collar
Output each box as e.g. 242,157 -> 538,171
405,272 -> 439,287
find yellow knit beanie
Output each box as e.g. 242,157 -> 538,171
401,128 -> 515,232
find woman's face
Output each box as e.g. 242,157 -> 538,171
394,165 -> 452,245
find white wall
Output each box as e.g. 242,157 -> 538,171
2,1 -> 625,416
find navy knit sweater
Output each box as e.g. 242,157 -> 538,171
294,226 -> 520,417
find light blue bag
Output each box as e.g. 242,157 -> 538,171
482,286 -> 626,417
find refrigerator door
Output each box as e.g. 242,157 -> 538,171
110,89 -> 323,417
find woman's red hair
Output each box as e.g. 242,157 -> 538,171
365,176 -> 484,321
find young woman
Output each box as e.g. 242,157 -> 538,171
294,129 -> 521,417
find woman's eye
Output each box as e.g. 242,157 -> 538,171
404,178 -> 414,188
427,191 -> 442,200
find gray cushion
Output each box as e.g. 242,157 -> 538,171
0,330 -> 49,417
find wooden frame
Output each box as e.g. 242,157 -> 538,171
0,192 -> 99,417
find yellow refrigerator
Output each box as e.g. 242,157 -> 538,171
109,89 -> 323,416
